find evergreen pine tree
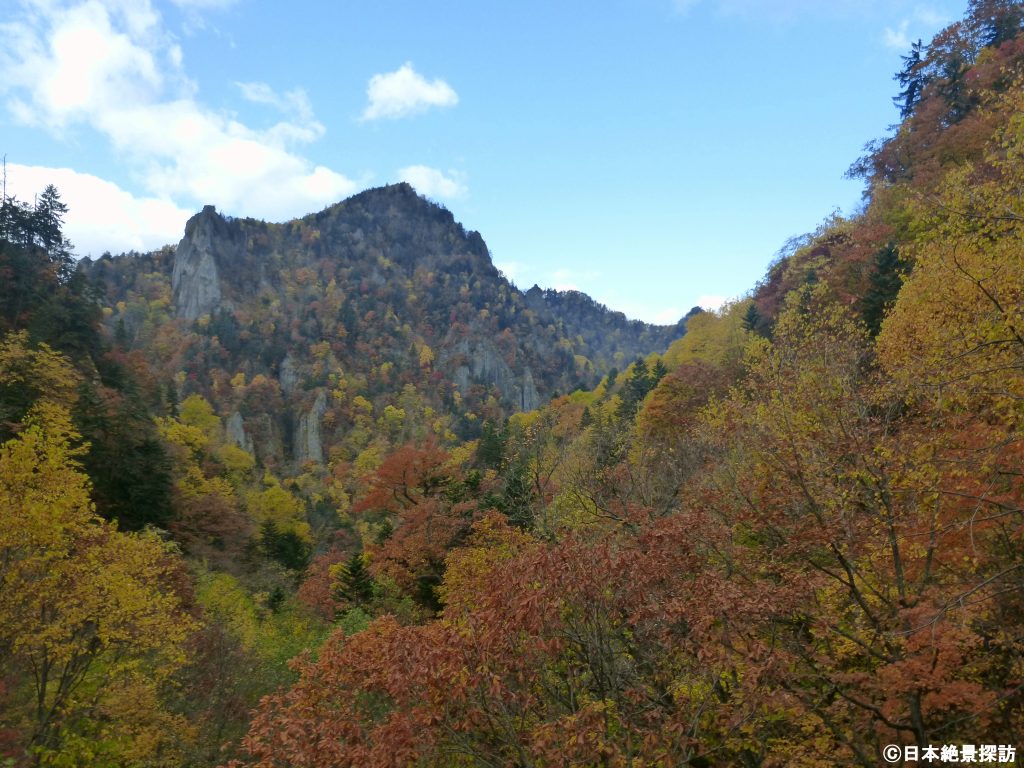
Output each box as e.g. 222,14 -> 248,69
164,381 -> 179,417
861,244 -> 907,336
259,521 -> 311,571
476,420 -> 505,468
604,367 -> 619,390
115,317 -> 129,347
580,406 -> 593,429
501,462 -> 534,530
337,553 -> 375,605
32,184 -> 73,276
894,39 -> 928,118
651,359 -> 669,384
742,301 -> 762,333
617,358 -> 655,420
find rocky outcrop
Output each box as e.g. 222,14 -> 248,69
279,352 -> 300,395
247,413 -> 283,466
225,412 -> 254,454
443,337 -> 542,411
171,205 -> 245,320
520,367 -> 540,411
294,390 -> 327,464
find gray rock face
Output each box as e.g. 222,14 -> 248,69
279,352 -> 299,395
520,367 -> 540,411
225,412 -> 254,454
249,413 -> 283,466
444,337 -> 542,412
171,205 -> 243,320
294,390 -> 328,464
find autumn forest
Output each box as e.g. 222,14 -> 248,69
4,1 -> 1024,765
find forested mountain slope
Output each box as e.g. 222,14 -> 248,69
84,183 -> 682,468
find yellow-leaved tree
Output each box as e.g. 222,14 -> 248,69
877,82 -> 1024,418
0,335 -> 196,767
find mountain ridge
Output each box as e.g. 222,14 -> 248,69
85,182 -> 687,467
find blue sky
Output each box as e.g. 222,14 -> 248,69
1,0 -> 965,323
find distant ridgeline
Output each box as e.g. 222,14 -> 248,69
83,183 -> 686,468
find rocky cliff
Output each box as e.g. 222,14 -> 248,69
171,205 -> 245,320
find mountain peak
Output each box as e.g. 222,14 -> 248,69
313,182 -> 443,223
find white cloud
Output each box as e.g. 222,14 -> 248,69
883,7 -> 951,52
545,267 -> 603,294
3,1 -> 168,132
652,307 -> 684,324
5,163 -> 192,256
610,302 -> 685,324
398,165 -> 467,200
588,295 -> 683,324
695,294 -> 727,311
551,268 -> 578,291
361,63 -> 458,121
495,260 -> 526,283
1,0 -> 357,222
883,20 -> 911,50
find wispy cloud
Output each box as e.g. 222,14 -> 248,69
398,165 -> 466,200
1,0 -> 357,222
235,81 -> 325,143
361,63 -> 458,121
168,0 -> 238,35
882,7 -> 951,52
237,81 -> 315,120
883,20 -> 911,50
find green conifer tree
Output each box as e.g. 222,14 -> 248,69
337,553 -> 375,605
